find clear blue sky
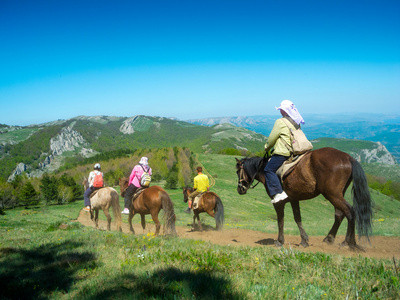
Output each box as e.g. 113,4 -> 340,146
1,0 -> 399,126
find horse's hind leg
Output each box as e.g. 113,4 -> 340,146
151,213 -> 161,236
103,209 -> 112,231
94,210 -> 100,229
323,208 -> 345,244
290,200 -> 309,247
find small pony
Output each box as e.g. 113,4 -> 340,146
82,177 -> 122,232
119,178 -> 177,236
183,186 -> 224,231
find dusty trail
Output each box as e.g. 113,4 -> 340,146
77,210 -> 400,260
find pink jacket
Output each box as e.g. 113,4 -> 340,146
128,164 -> 152,187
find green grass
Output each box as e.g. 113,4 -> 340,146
1,153 -> 400,299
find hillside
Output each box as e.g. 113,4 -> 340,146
0,115 -> 267,181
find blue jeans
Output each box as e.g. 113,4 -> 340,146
264,154 -> 289,197
84,186 -> 100,206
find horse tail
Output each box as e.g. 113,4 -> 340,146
161,191 -> 177,236
214,196 -> 225,231
111,189 -> 122,232
351,158 -> 373,241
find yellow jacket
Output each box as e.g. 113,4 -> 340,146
194,173 -> 209,192
264,118 -> 297,156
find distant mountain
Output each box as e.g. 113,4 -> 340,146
0,115 -> 267,180
187,113 -> 400,162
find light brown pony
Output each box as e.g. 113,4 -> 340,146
235,147 -> 373,251
119,178 -> 177,236
183,187 -> 224,231
82,178 -> 122,232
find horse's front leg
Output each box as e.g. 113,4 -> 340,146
290,200 -> 309,247
273,202 -> 285,247
103,208 -> 112,231
128,211 -> 135,234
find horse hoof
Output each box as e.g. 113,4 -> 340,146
300,241 -> 309,248
323,236 -> 335,244
349,244 -> 366,252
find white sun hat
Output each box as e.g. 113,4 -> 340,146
139,157 -> 148,165
276,100 -> 305,125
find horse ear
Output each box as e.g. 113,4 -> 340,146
235,157 -> 240,162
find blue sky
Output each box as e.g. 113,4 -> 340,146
1,0 -> 399,126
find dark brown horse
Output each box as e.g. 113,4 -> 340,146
183,187 -> 224,231
119,178 -> 176,236
235,147 -> 373,250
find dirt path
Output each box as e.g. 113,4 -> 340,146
77,210 -> 400,260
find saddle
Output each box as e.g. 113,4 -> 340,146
276,152 -> 310,181
131,187 -> 146,201
89,188 -> 102,199
193,192 -> 206,210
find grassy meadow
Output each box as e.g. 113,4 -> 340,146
1,153 -> 400,299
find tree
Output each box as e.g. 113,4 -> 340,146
19,182 -> 39,206
40,174 -> 59,204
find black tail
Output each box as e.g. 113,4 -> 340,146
351,159 -> 373,240
215,197 -> 225,231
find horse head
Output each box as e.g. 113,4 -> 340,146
182,186 -> 193,203
82,177 -> 89,190
118,177 -> 129,197
235,158 -> 251,195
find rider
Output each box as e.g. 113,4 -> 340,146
264,100 -> 305,204
184,166 -> 209,213
122,156 -> 152,215
83,163 -> 104,212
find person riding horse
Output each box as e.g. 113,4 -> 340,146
184,166 -> 209,214
264,100 -> 306,204
83,163 -> 104,212
122,157 -> 152,215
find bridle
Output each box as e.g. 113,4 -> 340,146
237,153 -> 268,192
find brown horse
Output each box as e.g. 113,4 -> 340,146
183,187 -> 224,231
82,178 -> 122,232
235,147 -> 373,250
119,178 -> 176,236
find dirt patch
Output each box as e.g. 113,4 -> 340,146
77,210 -> 400,260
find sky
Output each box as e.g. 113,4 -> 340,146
0,0 -> 399,126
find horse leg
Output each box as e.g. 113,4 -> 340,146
206,210 -> 218,230
140,214 -> 146,232
289,200 -> 309,247
323,208 -> 345,244
128,211 -> 135,234
103,209 -> 112,231
197,213 -> 203,231
94,209 -> 99,229
326,195 -> 362,250
150,213 -> 161,236
274,202 -> 285,246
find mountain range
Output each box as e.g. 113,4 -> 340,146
187,113 -> 400,162
1,113 -> 398,181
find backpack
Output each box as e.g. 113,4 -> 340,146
92,172 -> 104,188
281,119 -> 313,155
140,165 -> 151,188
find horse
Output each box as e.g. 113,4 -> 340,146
183,187 -> 224,231
235,147 -> 373,251
119,178 -> 177,236
82,177 -> 122,232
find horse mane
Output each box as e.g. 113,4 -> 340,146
242,156 -> 265,178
